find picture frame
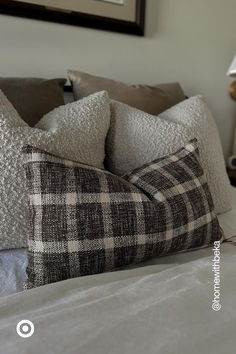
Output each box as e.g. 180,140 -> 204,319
0,0 -> 146,36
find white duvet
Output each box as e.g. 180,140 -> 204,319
0,188 -> 236,354
0,243 -> 235,354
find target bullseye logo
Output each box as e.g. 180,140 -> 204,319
16,320 -> 35,338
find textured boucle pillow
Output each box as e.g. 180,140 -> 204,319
0,90 -> 110,250
105,96 -> 231,215
23,140 -> 221,289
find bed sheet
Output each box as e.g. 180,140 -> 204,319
0,249 -> 27,297
0,242 -> 235,354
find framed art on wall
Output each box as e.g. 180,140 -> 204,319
0,0 -> 146,36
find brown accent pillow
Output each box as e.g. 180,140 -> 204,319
0,77 -> 66,126
68,70 -> 185,115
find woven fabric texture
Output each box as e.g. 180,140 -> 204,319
23,140 -> 222,289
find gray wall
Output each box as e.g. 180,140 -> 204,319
1,0 -> 235,157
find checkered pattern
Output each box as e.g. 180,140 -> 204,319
23,139 -> 222,289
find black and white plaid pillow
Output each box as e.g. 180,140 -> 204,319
23,139 -> 222,288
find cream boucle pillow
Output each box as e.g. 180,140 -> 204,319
0,90 -> 110,250
106,96 -> 231,214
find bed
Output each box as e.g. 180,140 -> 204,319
0,187 -> 235,353
0,85 -> 235,354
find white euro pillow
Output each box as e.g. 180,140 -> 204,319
106,95 -> 231,214
0,90 -> 110,250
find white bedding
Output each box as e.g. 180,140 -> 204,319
0,248 -> 27,297
0,243 -> 235,354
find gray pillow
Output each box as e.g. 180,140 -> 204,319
105,96 -> 231,215
68,70 -> 185,115
0,90 -> 110,250
0,77 -> 66,126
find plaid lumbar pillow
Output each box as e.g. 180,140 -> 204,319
23,139 -> 222,288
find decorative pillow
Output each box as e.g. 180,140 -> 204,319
23,140 -> 222,289
105,96 -> 231,215
68,70 -> 185,115
0,90 -> 110,250
0,77 -> 66,126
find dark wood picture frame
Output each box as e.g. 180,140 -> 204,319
0,0 -> 146,36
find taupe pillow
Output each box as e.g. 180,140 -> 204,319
0,77 -> 66,126
68,70 -> 185,115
